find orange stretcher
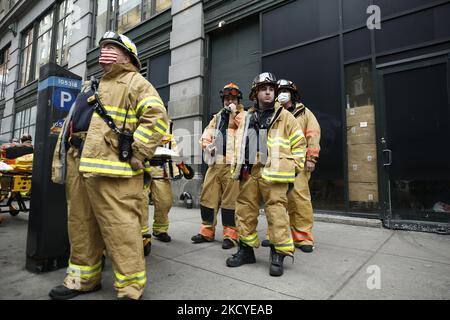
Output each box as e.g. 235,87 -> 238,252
0,153 -> 33,216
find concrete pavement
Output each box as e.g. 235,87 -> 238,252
0,206 -> 449,300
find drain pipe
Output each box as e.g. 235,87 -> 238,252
180,192 -> 193,209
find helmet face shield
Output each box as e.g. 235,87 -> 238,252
249,72 -> 277,101
222,88 -> 241,97
254,72 -> 277,85
220,83 -> 243,100
277,79 -> 298,92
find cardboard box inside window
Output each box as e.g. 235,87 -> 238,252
348,182 -> 379,202
347,123 -> 376,145
347,143 -> 378,183
346,105 -> 375,127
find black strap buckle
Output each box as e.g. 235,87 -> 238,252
69,136 -> 84,149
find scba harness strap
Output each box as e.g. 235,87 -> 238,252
88,77 -> 134,162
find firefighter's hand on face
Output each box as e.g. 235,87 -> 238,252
306,160 -> 316,172
205,143 -> 216,156
227,103 -> 237,113
130,156 -> 145,170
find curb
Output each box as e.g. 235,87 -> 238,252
315,213 -> 383,228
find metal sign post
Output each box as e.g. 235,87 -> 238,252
26,62 -> 82,273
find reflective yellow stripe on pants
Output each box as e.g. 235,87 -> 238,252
240,232 -> 259,247
67,260 -> 102,280
114,271 -> 147,288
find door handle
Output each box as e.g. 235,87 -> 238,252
382,149 -> 392,166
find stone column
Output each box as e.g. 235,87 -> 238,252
69,0 -> 93,79
168,0 -> 205,208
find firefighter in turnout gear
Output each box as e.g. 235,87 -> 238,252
191,83 -> 246,249
226,72 -> 307,276
261,79 -> 320,253
140,130 -> 184,256
50,31 -> 169,300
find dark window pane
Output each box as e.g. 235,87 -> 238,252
209,17 -> 259,112
374,0 -> 436,18
375,4 -> 450,53
383,62 -> 450,222
343,0 -> 371,30
262,0 -> 339,53
385,63 -> 450,180
344,28 -> 371,61
262,37 -> 344,210
148,52 -> 170,87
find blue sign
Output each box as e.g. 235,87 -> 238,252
38,76 -> 82,91
52,87 -> 79,112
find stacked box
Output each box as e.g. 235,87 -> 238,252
347,144 -> 377,183
346,105 -> 379,203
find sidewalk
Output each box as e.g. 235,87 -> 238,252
0,206 -> 449,300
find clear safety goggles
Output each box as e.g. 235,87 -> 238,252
255,72 -> 276,84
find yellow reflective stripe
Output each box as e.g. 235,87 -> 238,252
153,223 -> 169,228
273,241 -> 295,252
268,136 -> 290,144
68,261 -> 102,272
141,227 -> 150,234
292,148 -> 306,153
93,112 -> 138,123
153,223 -> 169,232
268,141 -> 291,149
262,170 -> 296,182
114,271 -> 147,288
136,96 -> 165,116
134,126 -> 153,143
154,123 -> 167,135
289,131 -> 304,146
67,261 -> 102,279
157,119 -> 168,130
240,233 -> 258,247
80,158 -> 143,176
292,147 -> 306,157
103,105 -> 137,117
268,136 -> 291,149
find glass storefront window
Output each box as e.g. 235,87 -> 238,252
20,28 -> 34,87
13,106 -> 37,141
263,37 -> 345,211
155,0 -> 171,13
117,0 -> 142,34
35,11 -> 54,79
0,46 -> 9,100
344,61 -> 378,213
56,0 -> 73,66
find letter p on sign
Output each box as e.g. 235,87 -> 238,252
61,91 -> 72,109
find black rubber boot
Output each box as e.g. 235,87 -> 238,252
261,239 -> 270,247
226,242 -> 256,267
299,245 -> 314,253
153,232 -> 171,243
191,234 -> 212,243
269,245 -> 288,277
222,239 -> 235,250
143,236 -> 152,256
49,284 -> 102,300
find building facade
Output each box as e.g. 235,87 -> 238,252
1,0 -> 449,232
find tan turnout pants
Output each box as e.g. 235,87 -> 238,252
64,148 -> 146,300
198,164 -> 239,243
235,165 -> 294,256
